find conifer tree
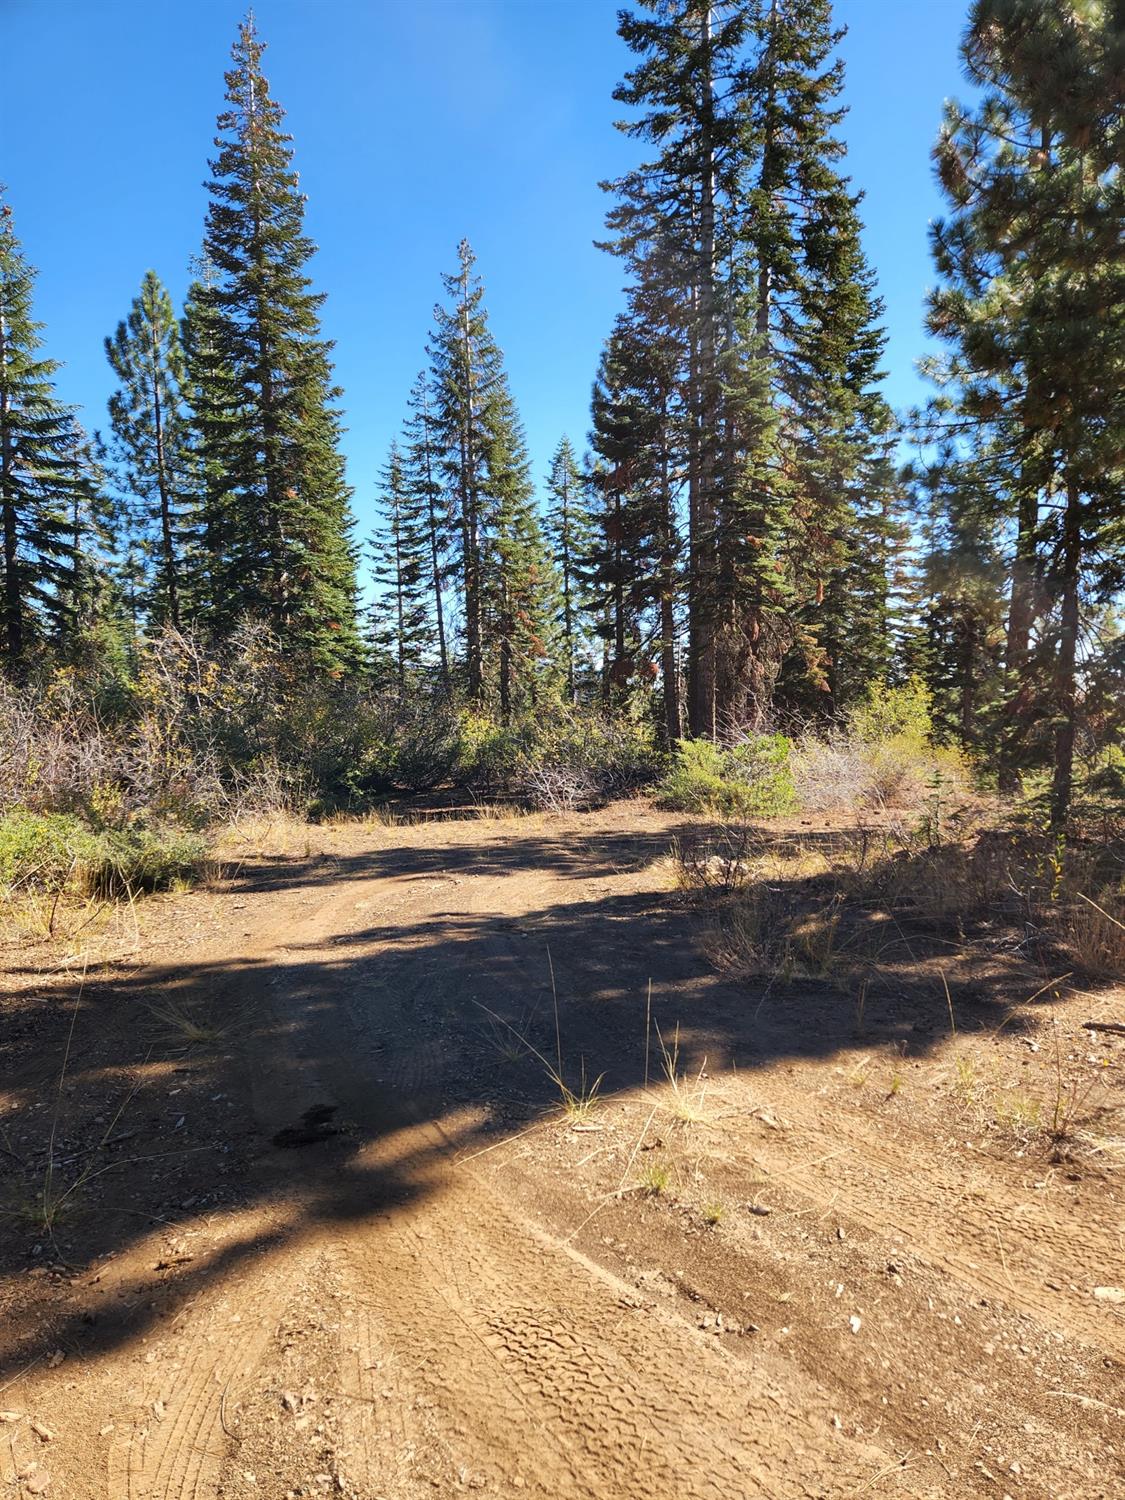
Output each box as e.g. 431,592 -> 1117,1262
105,270 -> 198,628
927,0 -> 1124,822
195,16 -> 358,668
429,240 -> 557,711
483,379 -> 557,716
55,426 -> 120,652
368,441 -> 430,690
0,195 -> 76,677
602,0 -> 892,735
402,371 -> 451,689
588,316 -> 683,739
544,435 -> 595,702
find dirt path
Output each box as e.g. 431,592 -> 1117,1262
1,806 -> 1122,1499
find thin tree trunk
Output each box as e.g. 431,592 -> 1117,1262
688,1 -> 718,739
0,311 -> 22,674
560,473 -> 576,703
999,478 -> 1039,793
658,400 -> 681,745
458,265 -> 483,700
150,322 -> 180,627
419,385 -> 449,690
1050,478 -> 1081,830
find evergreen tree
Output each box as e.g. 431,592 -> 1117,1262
602,0 -> 892,735
367,441 -> 430,689
0,194 -> 76,677
55,426 -> 118,650
544,435 -> 595,702
428,239 -> 557,711
927,0 -> 1124,822
483,378 -> 558,716
588,315 -> 683,739
105,269 -> 198,628
402,370 -> 452,689
195,15 -> 358,668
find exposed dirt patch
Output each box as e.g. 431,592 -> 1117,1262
1,803 -> 1122,1498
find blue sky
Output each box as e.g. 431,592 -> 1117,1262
4,0 -> 968,543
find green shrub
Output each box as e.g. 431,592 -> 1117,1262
847,677 -> 935,744
0,810 -> 207,897
83,827 -> 208,896
656,735 -> 795,818
0,810 -> 99,890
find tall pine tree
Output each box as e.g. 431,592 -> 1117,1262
402,370 -> 452,689
192,15 -> 358,668
927,0 -> 1124,822
367,440 -> 430,690
0,194 -> 77,677
602,0 -> 893,736
428,240 -> 557,712
544,435 -> 595,702
105,269 -> 198,629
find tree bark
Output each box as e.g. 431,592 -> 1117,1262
1050,478 -> 1081,831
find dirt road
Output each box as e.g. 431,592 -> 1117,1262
1,807 -> 1122,1498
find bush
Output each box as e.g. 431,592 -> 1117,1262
0,810 -> 99,890
656,735 -> 796,818
514,709 -> 662,810
791,679 -> 969,814
0,811 -> 206,896
84,826 -> 209,896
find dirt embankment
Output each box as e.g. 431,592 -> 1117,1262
1,805 -> 1122,1499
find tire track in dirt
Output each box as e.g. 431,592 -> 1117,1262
25,810 -> 1116,1499
711,1083 -> 1125,1360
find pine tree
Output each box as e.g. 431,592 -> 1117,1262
483,379 -> 557,716
588,315 -> 683,738
105,269 -> 198,628
195,15 -> 358,668
55,426 -> 117,647
0,194 -> 76,677
367,441 -> 430,689
602,0 -> 892,736
402,371 -> 452,689
428,239 -> 557,711
927,0 -> 1124,822
544,436 -> 595,702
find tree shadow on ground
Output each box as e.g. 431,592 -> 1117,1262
0,813 -> 1111,1381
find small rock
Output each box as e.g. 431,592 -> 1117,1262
153,1400 -> 165,1421
1092,1286 -> 1125,1304
26,1475 -> 52,1495
282,1391 -> 299,1413
849,1315 -> 862,1334
99,1424 -> 115,1436
747,1204 -> 771,1216
0,1411 -> 23,1423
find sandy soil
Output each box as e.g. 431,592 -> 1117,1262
1,803 -> 1122,1499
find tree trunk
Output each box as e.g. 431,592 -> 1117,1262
0,311 -> 22,675
659,405 -> 681,745
687,3 -> 718,739
419,386 -> 450,690
458,267 -> 483,700
1050,479 -> 1081,831
150,322 -> 180,628
998,479 -> 1039,793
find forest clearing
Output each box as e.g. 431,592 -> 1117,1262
1,800 -> 1123,1499
2,0 -> 1122,1495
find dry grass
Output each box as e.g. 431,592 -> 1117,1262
677,818 -> 1124,988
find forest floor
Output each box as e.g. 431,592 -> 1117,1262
1,801 -> 1123,1500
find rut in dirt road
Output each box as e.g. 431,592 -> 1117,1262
3,810 -> 1120,1500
